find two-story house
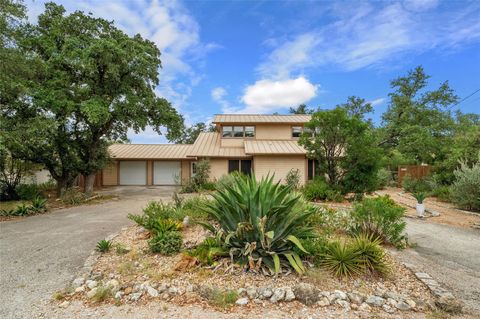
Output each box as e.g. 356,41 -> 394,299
100,114 -> 316,186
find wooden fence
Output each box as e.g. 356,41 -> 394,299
397,165 -> 430,186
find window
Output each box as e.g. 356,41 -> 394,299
245,126 -> 255,138
292,126 -> 303,138
191,162 -> 197,176
222,126 -> 255,138
228,160 -> 252,175
222,126 -> 232,137
233,126 -> 244,137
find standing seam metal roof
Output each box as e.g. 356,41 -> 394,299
108,144 -> 193,159
212,114 -> 311,124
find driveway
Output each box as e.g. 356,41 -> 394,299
0,186 -> 176,319
390,218 -> 480,314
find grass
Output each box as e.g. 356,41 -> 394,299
92,286 -> 111,302
53,291 -> 66,301
206,288 -> 238,309
0,200 -> 29,211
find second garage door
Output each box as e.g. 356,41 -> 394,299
119,161 -> 147,185
154,161 -> 181,185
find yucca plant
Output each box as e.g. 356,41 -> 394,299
412,192 -> 427,204
199,173 -> 314,275
353,234 -> 389,276
14,204 -> 31,216
96,239 -> 112,253
30,197 -> 48,213
320,240 -> 362,278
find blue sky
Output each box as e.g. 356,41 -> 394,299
26,0 -> 480,143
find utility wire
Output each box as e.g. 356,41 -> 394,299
448,87 -> 480,110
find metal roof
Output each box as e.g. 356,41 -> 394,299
109,144 -> 192,159
188,132 -> 248,158
212,114 -> 311,124
244,140 -> 306,155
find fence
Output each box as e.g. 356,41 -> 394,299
397,165 -> 430,186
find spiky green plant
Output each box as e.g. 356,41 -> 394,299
30,197 -> 48,213
151,218 -> 183,234
412,192 -> 427,204
96,239 -> 112,253
188,237 -> 229,265
14,204 -> 31,216
320,240 -> 362,278
199,174 -> 314,275
353,234 -> 389,276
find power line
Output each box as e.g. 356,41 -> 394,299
448,87 -> 480,110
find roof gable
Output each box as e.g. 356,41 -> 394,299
212,114 -> 311,124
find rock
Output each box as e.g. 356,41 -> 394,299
284,287 -> 295,301
351,303 -> 358,310
134,261 -> 140,267
293,283 -> 320,306
383,304 -> 395,314
168,287 -> 179,295
86,287 -> 98,299
366,295 -> 386,307
105,279 -> 120,293
387,298 -> 397,307
336,299 -> 351,310
406,299 -> 416,308
235,297 -> 249,306
183,216 -> 190,227
359,303 -> 371,311
237,288 -> 246,297
317,297 -> 330,307
124,287 -> 133,295
258,287 -> 273,299
146,286 -> 159,297
415,272 -> 432,280
130,292 -> 143,302
333,290 -> 347,300
72,277 -> 85,288
253,298 -> 263,304
246,287 -> 258,299
157,284 -> 168,293
114,291 -> 124,299
90,272 -> 103,281
430,211 -> 440,217
435,296 -> 463,313
270,288 -> 286,303
395,301 -> 411,311
347,292 -> 364,305
59,301 -> 69,308
75,286 -> 85,293
86,280 -> 98,290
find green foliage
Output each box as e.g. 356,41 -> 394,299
187,237 -> 228,265
151,219 -> 183,235
299,105 -> 381,194
13,203 -> 31,216
30,197 -> 47,213
200,173 -> 314,275
92,286 -> 111,302
202,288 -> 238,309
285,168 -> 301,190
115,244 -> 129,255
430,185 -> 451,202
215,172 -> 243,191
350,196 -> 407,248
402,175 -> 432,193
325,189 -> 343,202
412,192 -> 427,204
302,178 -> 329,201
376,168 -> 393,189
297,236 -> 328,266
173,122 -> 215,144
96,239 -> 112,253
60,188 -> 88,205
15,184 -> 41,200
353,234 -> 389,276
128,201 -> 179,230
148,231 -> 182,255
450,159 -> 480,211
181,160 -> 211,193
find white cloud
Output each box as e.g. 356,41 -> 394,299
211,87 -> 235,113
236,77 -> 318,114
257,2 -> 480,76
369,98 -> 386,107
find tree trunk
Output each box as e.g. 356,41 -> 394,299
56,179 -> 67,197
84,173 -> 96,195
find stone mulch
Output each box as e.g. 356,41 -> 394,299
55,223 -> 441,318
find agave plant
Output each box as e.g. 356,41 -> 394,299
199,173 -> 314,275
412,192 -> 427,204
96,239 -> 112,253
30,197 -> 48,213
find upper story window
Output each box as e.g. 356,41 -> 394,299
222,125 -> 255,138
292,126 -> 303,138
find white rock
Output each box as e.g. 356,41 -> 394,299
387,298 -> 397,307
383,304 -> 395,313
318,297 -> 330,307
86,280 -> 98,290
235,297 -> 249,306
359,303 -> 371,311
75,286 -> 85,293
336,299 -> 351,310
59,301 -> 69,308
366,295 -> 386,307
406,299 -> 416,308
396,301 -> 411,311
130,292 -> 142,302
114,291 -> 124,299
270,288 -> 286,303
258,287 -> 273,299
168,287 -> 179,295
237,288 -> 246,297
105,279 -> 120,293
284,287 -> 295,301
246,287 -> 257,299
347,292 -> 364,305
146,286 -> 159,297
86,288 -> 98,299
72,277 -> 85,288
334,290 -> 347,300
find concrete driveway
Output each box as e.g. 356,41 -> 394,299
0,186 -> 176,319
390,218 -> 480,314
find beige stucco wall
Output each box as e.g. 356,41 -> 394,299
253,155 -> 307,185
256,124 -> 299,140
102,161 -> 118,186
146,161 -> 153,185
220,138 -> 244,147
181,160 -> 191,184
207,158 -> 229,181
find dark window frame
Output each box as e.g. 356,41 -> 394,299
292,126 -> 303,138
222,126 -> 233,137
221,125 -> 256,138
228,159 -> 253,175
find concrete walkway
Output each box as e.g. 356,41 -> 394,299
390,218 -> 480,314
0,187 -> 175,319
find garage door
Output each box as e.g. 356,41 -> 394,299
119,161 -> 147,185
154,161 -> 181,185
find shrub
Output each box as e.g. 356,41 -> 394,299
450,159 -> 480,211
285,169 -> 301,190
187,237 -> 228,265
15,184 -> 41,200
325,189 -> 343,202
353,234 -> 389,276
61,188 -> 88,205
115,244 -> 129,255
302,177 -> 329,201
412,192 -> 427,204
96,239 -> 112,253
430,185 -> 451,202
181,159 -> 211,193
13,203 -> 31,216
179,196 -> 211,222
297,236 -> 329,266
151,219 -> 183,235
92,286 -> 111,302
200,174 -> 314,275
350,196 -> 407,248
30,197 -> 48,213
128,201 -> 179,230
201,287 -> 238,309
376,168 -> 392,189
148,231 -> 182,255
215,173 -> 239,191
320,240 -> 362,278
402,175 -> 431,194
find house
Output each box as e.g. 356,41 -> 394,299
100,114 -> 316,186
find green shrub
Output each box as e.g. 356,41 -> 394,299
350,196 -> 407,248
353,234 -> 389,276
92,286 -> 111,302
402,175 -> 431,193
181,159 -> 211,193
450,159 -> 480,211
148,231 -> 182,255
96,239 -> 112,253
325,189 -> 343,202
430,185 -> 451,202
14,203 -> 31,216
200,174 -> 314,275
320,240 -> 362,278
285,168 -> 301,190
179,196 -> 211,222
15,184 -> 41,200
128,201 -> 179,230
0,208 -> 16,216
115,244 -> 129,255
215,173 -> 242,191
200,181 -> 216,191
30,197 -> 48,213
376,168 -> 392,189
61,188 -> 88,205
187,237 -> 228,265
412,192 -> 427,204
201,287 -> 238,309
302,177 -> 329,201
151,219 -> 183,235
297,236 -> 329,266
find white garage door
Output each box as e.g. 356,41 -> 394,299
154,161 -> 181,185
119,161 -> 147,185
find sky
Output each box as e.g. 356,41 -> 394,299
26,0 -> 480,143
